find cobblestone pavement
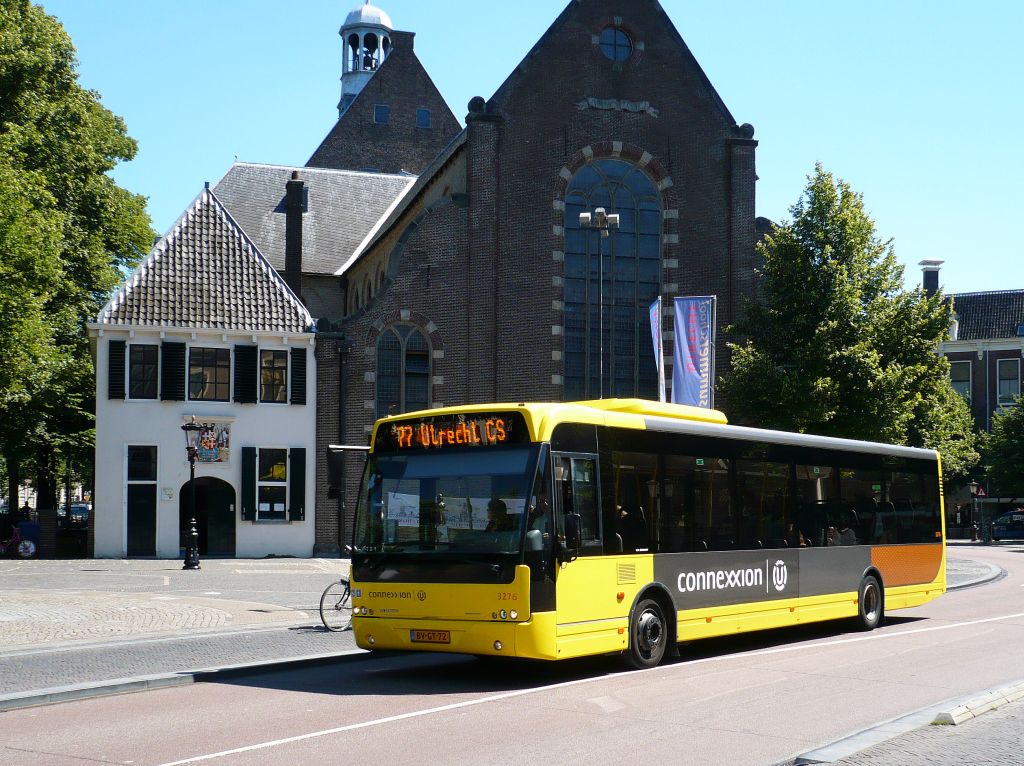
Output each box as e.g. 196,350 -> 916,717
827,700 -> 1024,766
0,590 -> 305,648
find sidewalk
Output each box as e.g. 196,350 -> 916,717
0,558 -> 359,708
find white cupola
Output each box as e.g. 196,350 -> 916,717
339,1 -> 394,116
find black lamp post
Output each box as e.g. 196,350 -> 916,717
181,416 -> 202,570
579,207 -> 620,399
969,480 -> 989,545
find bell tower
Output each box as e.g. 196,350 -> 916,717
339,1 -> 393,116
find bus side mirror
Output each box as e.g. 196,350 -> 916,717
559,513 -> 582,563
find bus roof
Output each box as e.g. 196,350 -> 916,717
371,399 -> 939,461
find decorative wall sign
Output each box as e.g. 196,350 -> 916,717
196,422 -> 231,463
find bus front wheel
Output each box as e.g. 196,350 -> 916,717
625,598 -> 667,669
856,575 -> 884,631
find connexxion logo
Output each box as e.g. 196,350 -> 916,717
676,560 -> 789,594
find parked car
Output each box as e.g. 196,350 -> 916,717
992,510 -> 1024,541
69,503 -> 91,528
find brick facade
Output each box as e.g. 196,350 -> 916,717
310,0 -> 763,549
306,31 -> 461,175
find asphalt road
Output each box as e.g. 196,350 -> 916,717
2,546 -> 1022,766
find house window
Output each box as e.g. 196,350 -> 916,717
374,104 -> 390,124
564,159 -> 661,400
129,345 -> 159,399
260,350 -> 288,403
189,347 -> 230,401
127,445 -> 158,482
599,26 -> 633,61
416,108 -> 431,128
997,358 -> 1021,407
376,326 -> 430,418
949,360 -> 971,404
257,448 -> 287,521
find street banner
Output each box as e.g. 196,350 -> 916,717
649,297 -> 666,402
672,296 -> 716,408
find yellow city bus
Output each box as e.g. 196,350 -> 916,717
349,399 -> 945,668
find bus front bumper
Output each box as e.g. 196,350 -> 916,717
352,613 -> 557,659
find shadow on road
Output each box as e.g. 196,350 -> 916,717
212,615 -> 929,700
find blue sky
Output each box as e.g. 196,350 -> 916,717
38,0 -> 1023,294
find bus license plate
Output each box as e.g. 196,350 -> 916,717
410,629 -> 450,644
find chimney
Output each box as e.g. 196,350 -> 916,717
919,260 -> 943,297
285,171 -> 305,301
390,31 -> 415,52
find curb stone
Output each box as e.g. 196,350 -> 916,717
0,647 -> 366,713
932,680 -> 1024,725
788,677 -> 1024,765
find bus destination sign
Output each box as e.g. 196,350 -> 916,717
377,412 -> 528,452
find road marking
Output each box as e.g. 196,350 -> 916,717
155,608 -> 1024,765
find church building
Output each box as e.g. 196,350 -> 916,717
91,0 -> 761,558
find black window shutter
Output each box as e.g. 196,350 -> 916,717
241,447 -> 256,521
108,340 -> 126,400
290,347 -> 307,405
160,342 -> 186,401
289,448 -> 306,521
234,345 -> 258,403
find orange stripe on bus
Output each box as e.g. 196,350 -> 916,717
870,544 -> 942,586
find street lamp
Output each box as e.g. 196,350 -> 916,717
181,416 -> 202,569
579,207 -> 620,399
968,479 -> 987,545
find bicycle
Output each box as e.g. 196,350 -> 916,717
319,575 -> 352,631
0,526 -> 36,559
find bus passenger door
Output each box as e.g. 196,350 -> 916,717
553,453 -> 622,639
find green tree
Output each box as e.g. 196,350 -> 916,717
980,400 -> 1024,500
0,0 -> 153,507
719,164 -> 977,476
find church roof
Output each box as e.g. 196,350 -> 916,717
336,129 -> 467,275
344,1 -> 392,30
213,163 -> 415,275
951,290 -> 1024,341
97,187 -> 313,334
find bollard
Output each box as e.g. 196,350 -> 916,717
183,517 -> 201,570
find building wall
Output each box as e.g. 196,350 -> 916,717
94,329 -> 317,558
943,346 -> 1024,430
306,31 -> 461,175
483,0 -> 757,399
314,0 -> 759,546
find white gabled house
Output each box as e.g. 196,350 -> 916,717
88,186 -> 317,558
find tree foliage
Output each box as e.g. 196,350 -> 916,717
719,165 -> 977,476
0,0 -> 153,505
980,400 -> 1024,500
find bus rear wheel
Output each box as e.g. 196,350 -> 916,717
625,598 -> 667,669
856,575 -> 883,631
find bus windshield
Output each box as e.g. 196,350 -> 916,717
353,446 -> 540,556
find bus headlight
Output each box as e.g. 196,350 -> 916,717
510,610 -> 518,620
494,641 -> 503,651
500,610 -> 508,620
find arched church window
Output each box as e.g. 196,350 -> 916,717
376,326 -> 431,418
563,159 -> 661,400
365,276 -> 373,303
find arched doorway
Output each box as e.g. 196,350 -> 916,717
179,477 -> 236,557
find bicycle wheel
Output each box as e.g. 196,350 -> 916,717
320,580 -> 352,632
16,539 -> 36,559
